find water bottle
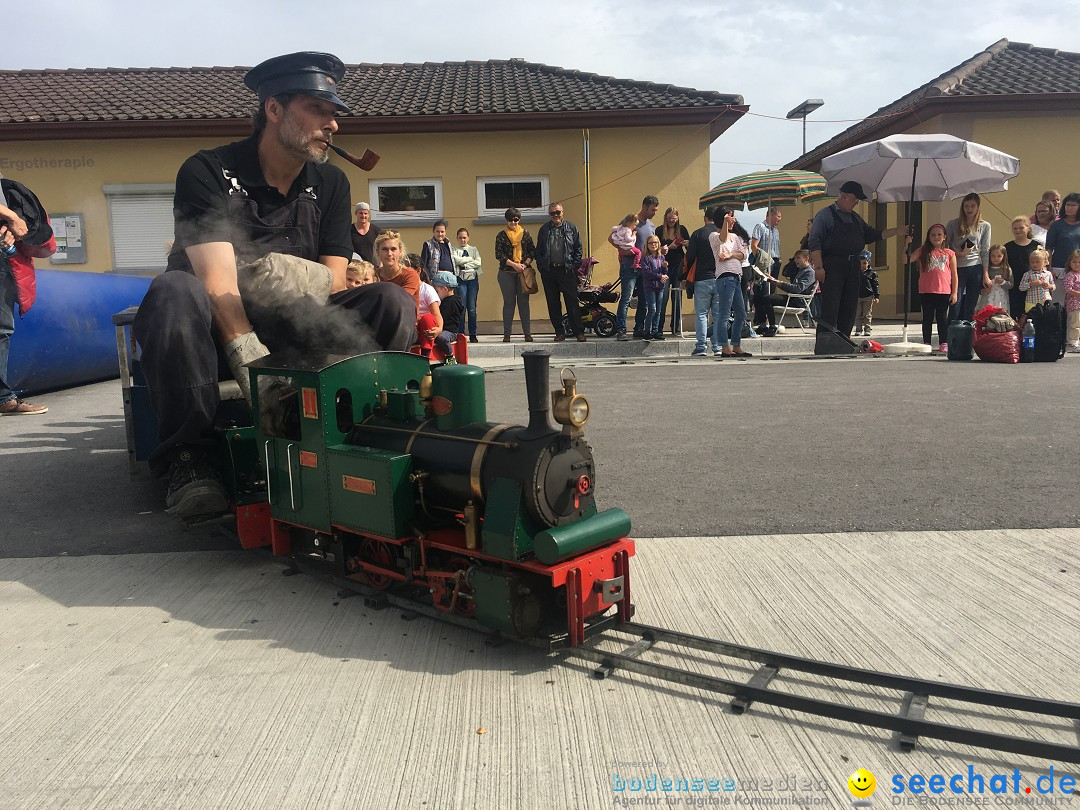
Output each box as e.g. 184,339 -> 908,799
1020,319 -> 1036,363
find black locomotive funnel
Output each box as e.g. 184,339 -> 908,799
521,349 -> 553,438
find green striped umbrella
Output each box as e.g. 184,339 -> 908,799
699,169 -> 827,211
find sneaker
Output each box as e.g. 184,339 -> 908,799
938,342 -> 948,354
713,349 -> 725,357
553,335 -> 566,342
165,447 -> 228,520
653,333 -> 666,341
576,334 -> 587,343
864,327 -> 872,336
616,332 -> 629,341
0,398 -> 48,415
469,336 -> 479,344
691,349 -> 707,357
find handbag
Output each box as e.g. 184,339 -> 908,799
518,264 -> 538,295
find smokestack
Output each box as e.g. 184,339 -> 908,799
521,349 -> 552,438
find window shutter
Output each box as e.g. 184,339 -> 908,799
107,192 -> 174,272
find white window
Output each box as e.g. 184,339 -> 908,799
103,184 -> 174,273
476,176 -> 548,220
368,179 -> 443,227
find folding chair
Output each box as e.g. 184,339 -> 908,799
772,282 -> 818,333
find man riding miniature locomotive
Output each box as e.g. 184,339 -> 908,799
133,52 -> 416,520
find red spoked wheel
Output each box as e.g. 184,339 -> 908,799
359,538 -> 396,590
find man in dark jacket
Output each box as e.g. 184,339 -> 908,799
535,203 -> 585,341
684,207 -> 719,356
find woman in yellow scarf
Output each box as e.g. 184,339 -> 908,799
494,207 -> 536,341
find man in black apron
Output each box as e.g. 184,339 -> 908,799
808,181 -> 908,353
134,52 -> 415,520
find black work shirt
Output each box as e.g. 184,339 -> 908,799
170,134 -> 353,265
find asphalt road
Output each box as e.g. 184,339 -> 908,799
2,355 -> 1077,558
484,355 -> 1080,537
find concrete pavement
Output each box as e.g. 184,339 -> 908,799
1,360 -> 1078,809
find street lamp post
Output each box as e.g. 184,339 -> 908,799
786,99 -> 824,155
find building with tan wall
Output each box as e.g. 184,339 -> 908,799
0,59 -> 745,332
783,40 -> 1080,319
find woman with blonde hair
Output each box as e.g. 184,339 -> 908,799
945,192 -> 991,321
656,206 -> 690,336
374,230 -> 421,310
494,207 -> 536,342
1005,216 -> 1038,318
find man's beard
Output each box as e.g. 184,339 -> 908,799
278,111 -> 329,164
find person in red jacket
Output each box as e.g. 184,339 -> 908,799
1,178 -> 57,415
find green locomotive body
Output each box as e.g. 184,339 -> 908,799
219,349 -> 634,647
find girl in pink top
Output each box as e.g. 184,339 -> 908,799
1063,249 -> 1080,351
908,224 -> 958,351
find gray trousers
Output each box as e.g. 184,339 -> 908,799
498,269 -> 531,337
855,297 -> 875,329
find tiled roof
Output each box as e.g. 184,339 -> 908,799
785,40 -> 1080,170
0,59 -> 743,126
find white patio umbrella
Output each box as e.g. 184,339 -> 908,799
820,134 -> 1020,352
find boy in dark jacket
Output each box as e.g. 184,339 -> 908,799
429,271 -> 465,358
855,249 -> 880,336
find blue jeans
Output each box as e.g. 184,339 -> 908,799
715,274 -> 745,348
457,277 -> 479,337
616,261 -> 638,334
950,265 -> 983,322
694,277 -> 722,353
642,288 -> 662,334
656,281 -> 672,332
0,262 -> 16,406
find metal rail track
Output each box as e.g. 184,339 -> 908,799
563,621 -> 1080,765
251,547 -> 1080,765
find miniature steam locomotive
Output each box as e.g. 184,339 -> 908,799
116,329 -> 635,648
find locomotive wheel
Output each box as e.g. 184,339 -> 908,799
594,313 -> 616,337
359,538 -> 395,590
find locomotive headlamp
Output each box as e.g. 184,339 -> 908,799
552,368 -> 590,429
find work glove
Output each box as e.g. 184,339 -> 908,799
224,331 -> 270,404
237,252 -> 333,310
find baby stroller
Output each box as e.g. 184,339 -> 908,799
563,257 -> 620,337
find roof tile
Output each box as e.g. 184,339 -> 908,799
0,58 -> 743,124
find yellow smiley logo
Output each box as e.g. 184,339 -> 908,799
848,768 -> 876,798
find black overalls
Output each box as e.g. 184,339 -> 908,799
134,166 -> 415,475
818,210 -> 869,338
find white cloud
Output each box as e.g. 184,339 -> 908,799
3,0 -> 1076,205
